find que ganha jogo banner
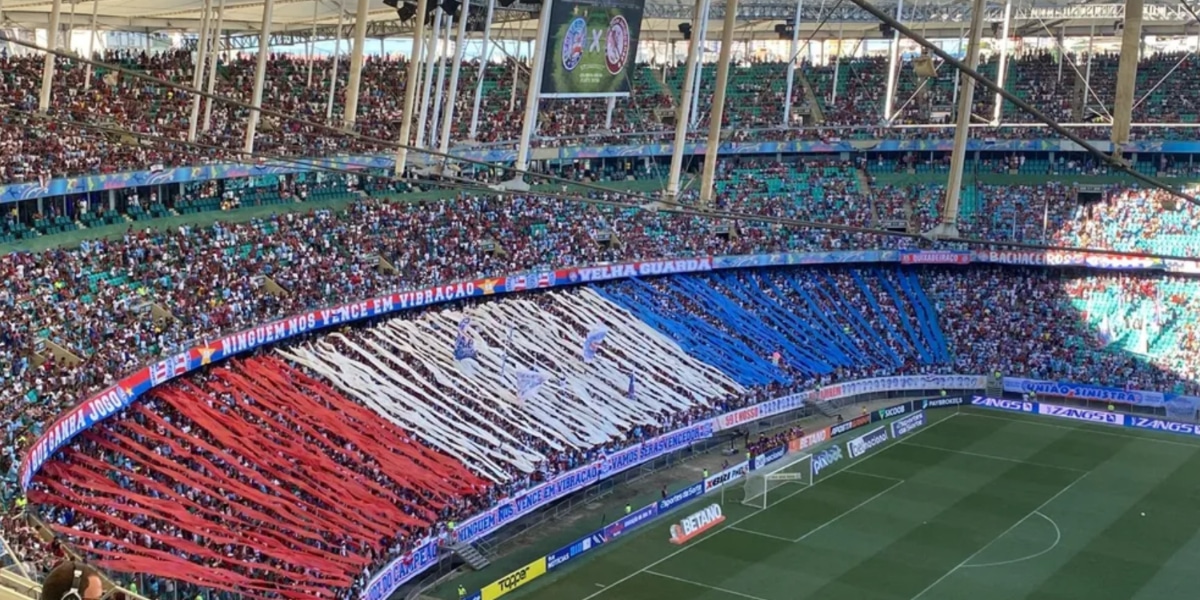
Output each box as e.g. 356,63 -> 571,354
539,0 -> 646,98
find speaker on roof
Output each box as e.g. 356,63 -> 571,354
679,22 -> 692,41
440,0 -> 460,15
396,1 -> 417,21
774,22 -> 795,39
878,23 -> 893,38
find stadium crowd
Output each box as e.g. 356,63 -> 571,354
3,159 -> 1200,599
4,49 -> 1200,184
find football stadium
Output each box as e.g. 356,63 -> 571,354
4,0 -> 1200,599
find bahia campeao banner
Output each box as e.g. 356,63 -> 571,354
539,0 -> 645,98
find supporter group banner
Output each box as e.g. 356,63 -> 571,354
806,374 -> 987,403
900,250 -> 970,265
539,0 -> 646,97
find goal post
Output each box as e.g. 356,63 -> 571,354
742,453 -> 812,509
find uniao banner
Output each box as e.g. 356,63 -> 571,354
1002,377 -> 1166,407
808,374 -> 987,403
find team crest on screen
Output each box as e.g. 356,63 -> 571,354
562,17 -> 587,71
605,15 -> 630,74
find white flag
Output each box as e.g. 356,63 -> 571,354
515,369 -> 549,405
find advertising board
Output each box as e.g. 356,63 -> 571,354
480,558 -> 547,600
847,427 -> 889,459
669,504 -> 725,545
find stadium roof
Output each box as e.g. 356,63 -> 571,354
0,0 -> 1196,48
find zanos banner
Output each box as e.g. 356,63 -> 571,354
970,396 -> 1035,413
1037,403 -> 1123,424
540,0 -> 645,98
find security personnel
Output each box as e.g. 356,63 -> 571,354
1108,403 -> 1116,412
940,389 -> 947,397
458,584 -> 467,599
702,468 -> 709,479
625,503 -> 632,515
129,581 -> 139,596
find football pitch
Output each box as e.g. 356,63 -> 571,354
508,408 -> 1200,600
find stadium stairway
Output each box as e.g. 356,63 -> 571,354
797,68 -> 826,123
445,540 -> 491,571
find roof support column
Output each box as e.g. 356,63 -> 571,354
688,0 -> 711,128
416,11 -> 443,150
202,0 -> 227,132
429,12 -> 453,150
928,0 -> 984,239
1111,0 -> 1143,151
188,0 -> 213,142
782,0 -> 802,127
881,0 -> 903,123
991,0 -> 1012,124
324,0 -> 346,124
663,0 -> 705,202
306,0 -> 320,87
243,0 -> 274,155
508,0 -> 552,188
395,0 -> 431,174
37,0 -> 63,113
698,0 -> 739,207
831,22 -> 843,105
438,0 -> 471,160
343,0 -> 371,130
468,0 -> 495,140
83,0 -> 99,91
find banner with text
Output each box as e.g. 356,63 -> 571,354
540,0 -> 646,98
807,375 -> 986,403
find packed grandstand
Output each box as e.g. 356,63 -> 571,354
4,5 -> 1200,600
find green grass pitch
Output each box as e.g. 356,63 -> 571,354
506,408 -> 1200,600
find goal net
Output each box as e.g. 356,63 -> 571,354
742,453 -> 812,509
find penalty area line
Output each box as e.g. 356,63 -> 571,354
908,471 -> 1088,600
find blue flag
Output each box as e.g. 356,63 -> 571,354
453,317 -> 477,363
626,373 -> 636,399
582,325 -> 608,363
